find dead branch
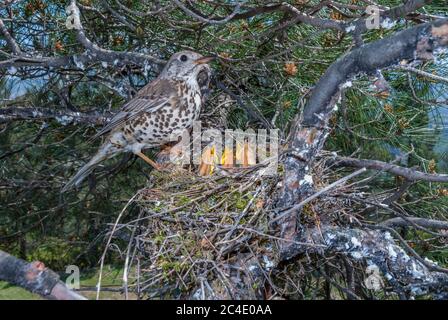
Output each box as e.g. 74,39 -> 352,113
0,250 -> 86,300
272,167 -> 367,224
0,106 -> 111,125
173,0 -> 241,25
380,217 -> 448,230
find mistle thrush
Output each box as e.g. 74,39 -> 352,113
62,51 -> 214,191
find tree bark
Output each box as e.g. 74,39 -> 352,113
277,18 -> 448,259
0,250 -> 86,300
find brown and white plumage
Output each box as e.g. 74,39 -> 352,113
62,51 -> 213,192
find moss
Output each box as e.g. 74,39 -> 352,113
231,192 -> 250,211
177,195 -> 192,206
160,261 -> 183,273
154,234 -> 165,245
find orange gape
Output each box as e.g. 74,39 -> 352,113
198,145 -> 217,176
198,142 -> 257,176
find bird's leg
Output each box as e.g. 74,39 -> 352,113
136,152 -> 162,170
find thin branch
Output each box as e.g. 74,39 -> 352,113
69,0 -> 163,66
0,1 -> 165,71
173,0 -> 241,25
380,217 -> 448,230
397,65 -> 448,84
279,3 -> 345,32
0,106 -> 111,126
229,4 -> 283,21
114,0 -> 172,17
230,0 -> 432,37
272,168 -> 367,224
100,0 -> 137,32
0,0 -> 20,8
332,156 -> 448,183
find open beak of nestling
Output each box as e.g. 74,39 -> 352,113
194,56 -> 215,65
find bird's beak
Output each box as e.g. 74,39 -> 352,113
194,56 -> 215,65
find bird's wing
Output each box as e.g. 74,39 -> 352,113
92,97 -> 168,139
92,79 -> 176,140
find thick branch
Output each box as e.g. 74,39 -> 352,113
0,1 -> 165,71
0,18 -> 22,55
295,227 -> 448,299
71,0 -> 164,66
0,250 -> 86,300
303,19 -> 448,126
277,18 -> 448,257
332,156 -> 448,183
349,0 -> 433,37
229,1 -> 432,36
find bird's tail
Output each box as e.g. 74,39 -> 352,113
61,149 -> 109,193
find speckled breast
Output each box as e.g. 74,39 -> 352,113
124,85 -> 202,147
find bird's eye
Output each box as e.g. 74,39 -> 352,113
180,55 -> 188,62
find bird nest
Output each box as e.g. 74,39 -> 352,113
98,153 -> 364,299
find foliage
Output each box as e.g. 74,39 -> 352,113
0,0 -> 447,299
